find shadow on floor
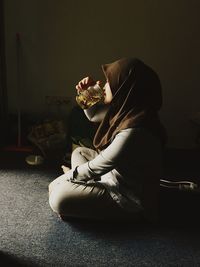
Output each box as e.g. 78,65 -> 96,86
0,251 -> 37,267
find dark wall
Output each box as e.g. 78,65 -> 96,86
0,0 -> 8,147
4,0 -> 200,148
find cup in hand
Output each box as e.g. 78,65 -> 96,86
76,83 -> 104,109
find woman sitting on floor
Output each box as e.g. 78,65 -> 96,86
48,57 -> 167,223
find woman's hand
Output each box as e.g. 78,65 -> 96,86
76,76 -> 102,92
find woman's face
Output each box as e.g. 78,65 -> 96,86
103,81 -> 113,104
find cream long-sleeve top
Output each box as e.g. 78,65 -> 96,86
65,103 -> 163,222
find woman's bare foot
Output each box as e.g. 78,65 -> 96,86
61,165 -> 71,173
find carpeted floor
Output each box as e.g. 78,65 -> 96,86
0,149 -> 200,267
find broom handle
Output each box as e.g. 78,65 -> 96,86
16,33 -> 21,147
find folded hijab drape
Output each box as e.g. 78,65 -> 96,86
93,58 -> 167,151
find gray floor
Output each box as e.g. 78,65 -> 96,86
1,151 -> 200,266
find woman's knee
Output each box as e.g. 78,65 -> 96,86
71,147 -> 83,162
71,147 -> 91,169
49,189 -> 67,214
48,182 -> 79,215
48,183 -> 52,195
72,146 -> 86,157
73,146 -> 82,153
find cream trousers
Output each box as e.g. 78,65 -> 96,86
48,147 -> 141,221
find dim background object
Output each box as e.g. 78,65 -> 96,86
25,154 -> 44,165
45,95 -> 71,105
27,119 -> 68,161
4,33 -> 32,152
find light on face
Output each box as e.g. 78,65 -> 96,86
103,82 -> 113,104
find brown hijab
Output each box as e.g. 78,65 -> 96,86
93,58 -> 167,151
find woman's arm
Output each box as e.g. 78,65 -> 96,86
84,103 -> 110,123
63,129 -> 135,182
